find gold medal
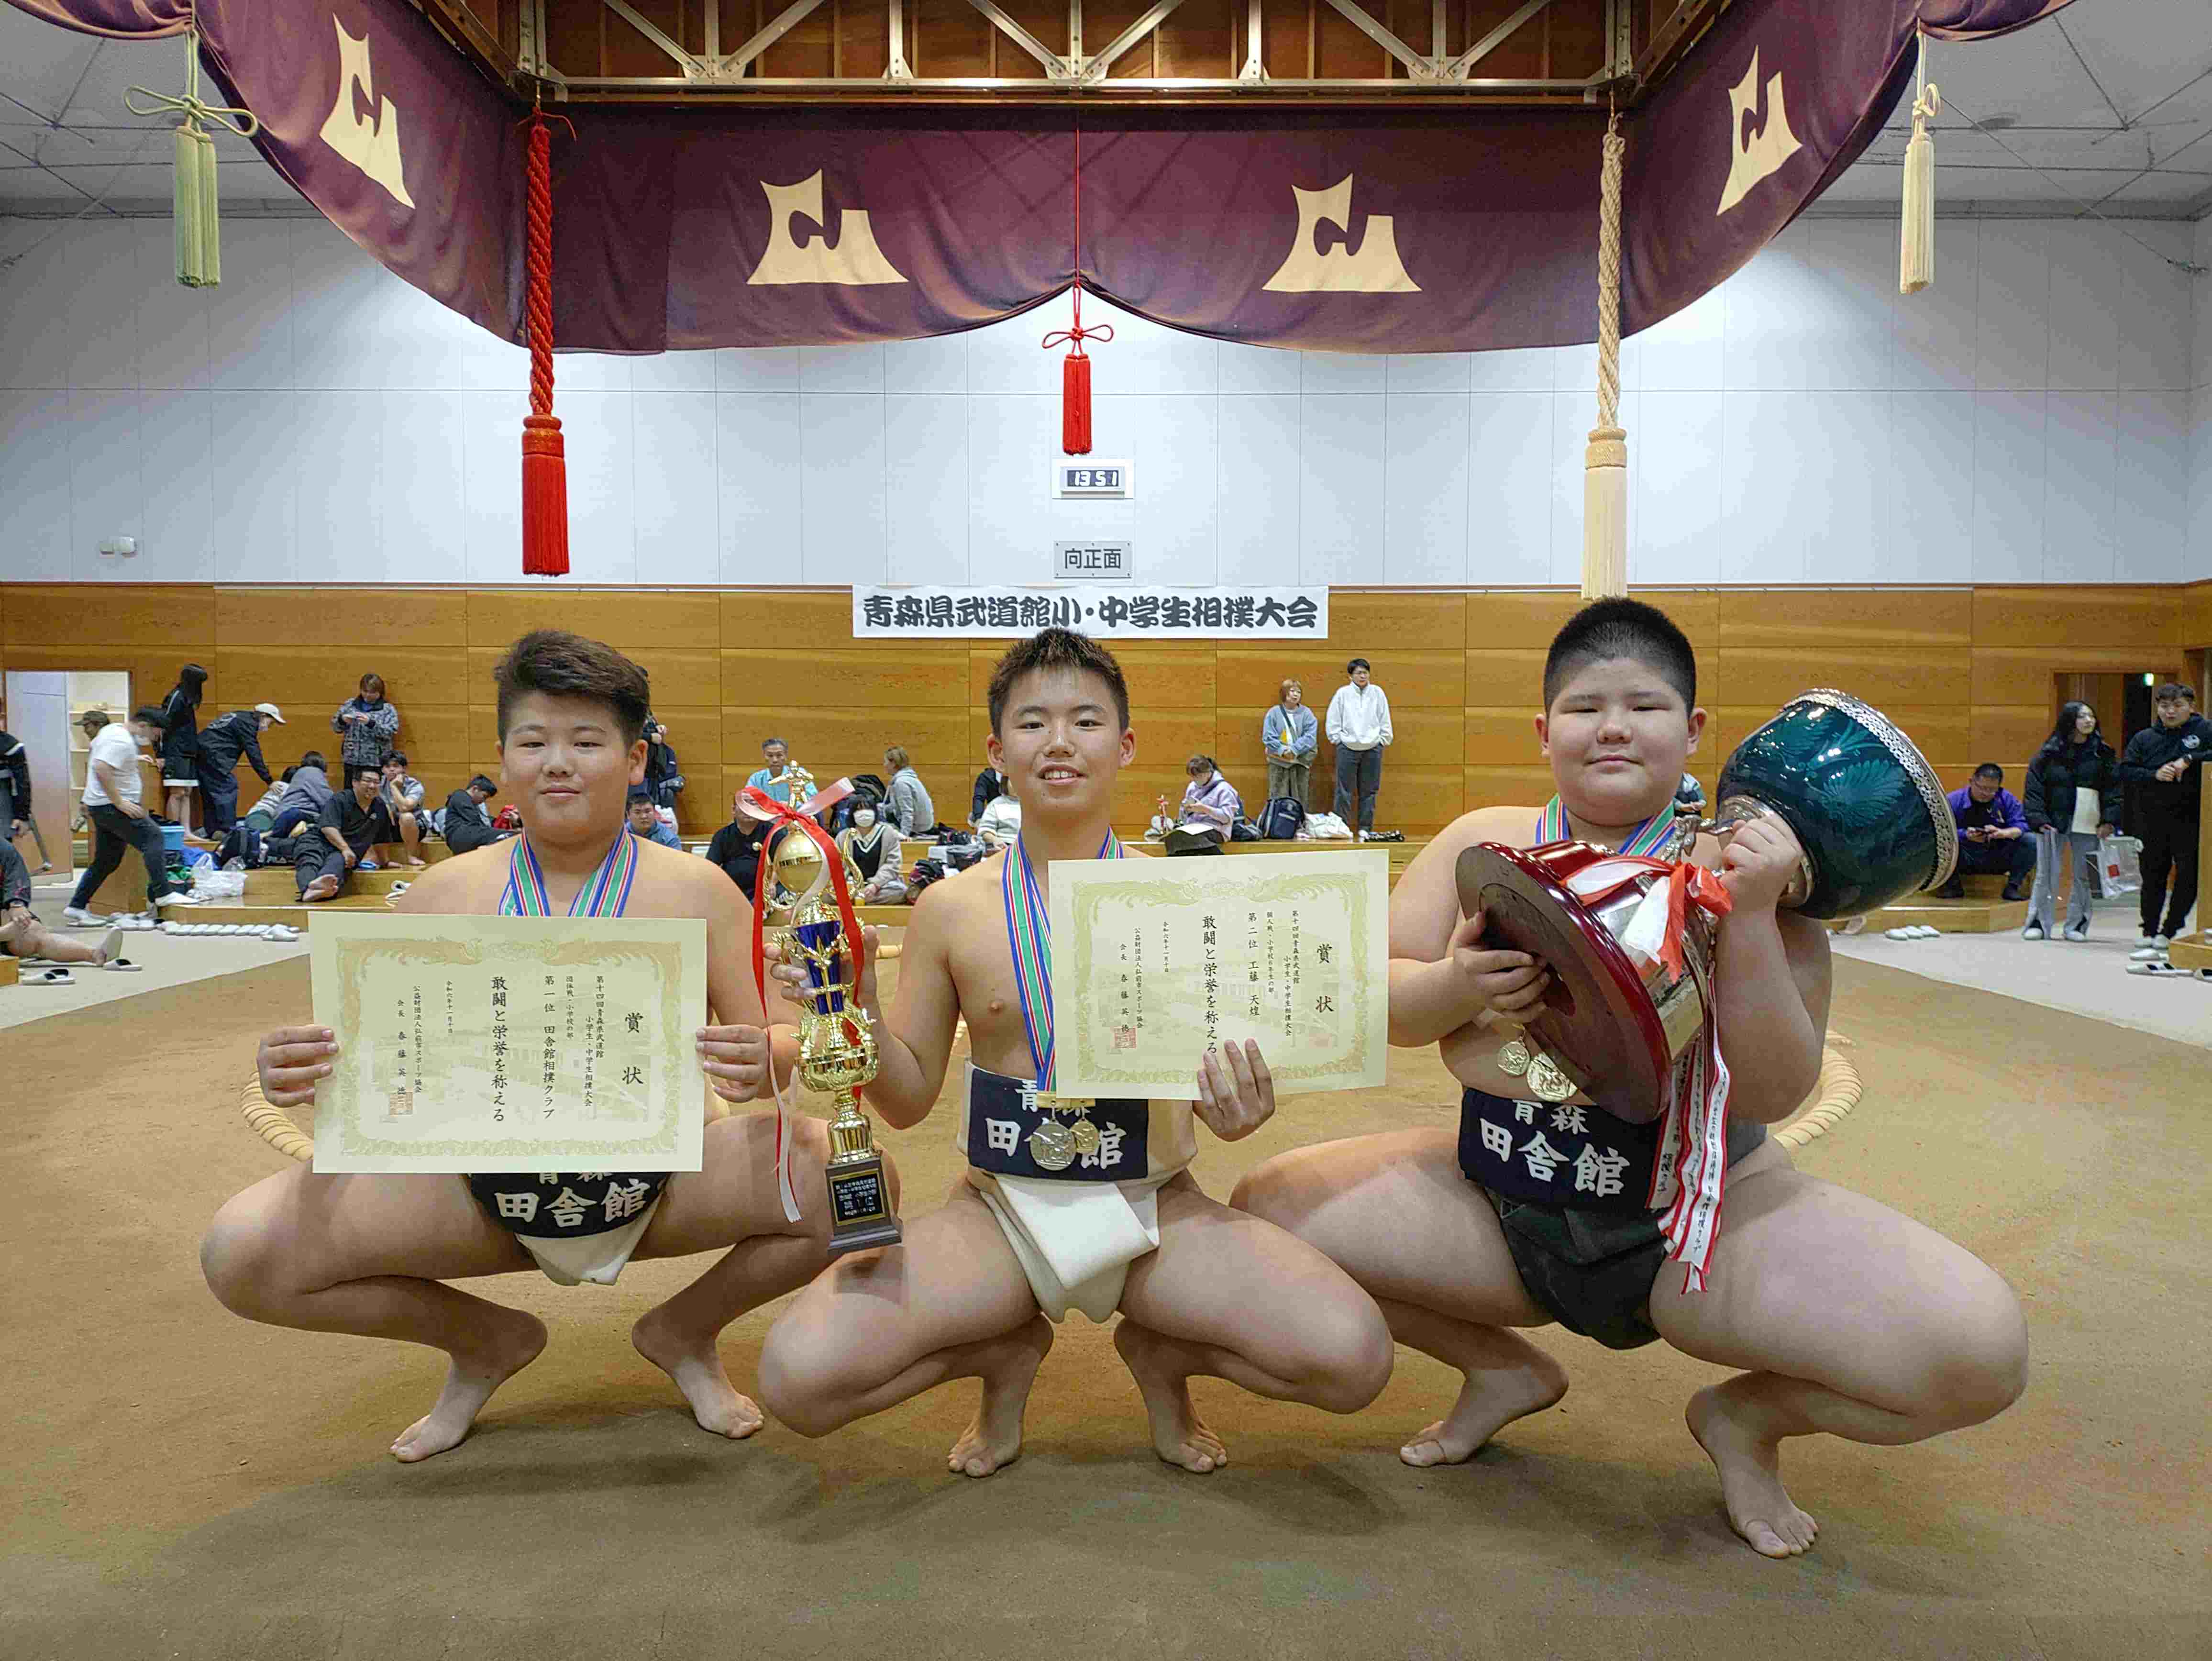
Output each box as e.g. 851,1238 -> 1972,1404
1069,1118 -> 1102,1158
1496,1038 -> 1532,1077
1526,1053 -> 1576,1103
1028,1119 -> 1076,1171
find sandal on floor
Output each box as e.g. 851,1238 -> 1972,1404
97,956 -> 142,972
2126,960 -> 2196,977
25,966 -> 75,986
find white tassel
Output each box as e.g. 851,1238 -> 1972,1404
1901,48 -> 1939,296
1582,427 -> 1629,600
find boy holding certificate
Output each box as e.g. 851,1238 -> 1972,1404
201,631 -> 835,1463
757,628 -> 1390,1476
1234,599 -> 2027,1557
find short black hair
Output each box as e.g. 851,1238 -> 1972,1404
1973,762 -> 2005,781
2155,682 -> 2196,703
762,736 -> 786,751
386,751 -> 408,768
1346,657 -> 1370,675
131,705 -> 169,730
469,774 -> 497,794
627,787 -> 656,806
987,628 -> 1131,735
494,630 -> 650,746
300,750 -> 326,772
1543,598 -> 1697,710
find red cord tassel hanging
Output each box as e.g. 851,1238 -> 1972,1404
1044,291 -> 1110,455
1041,123 -> 1109,456
520,111 -> 567,576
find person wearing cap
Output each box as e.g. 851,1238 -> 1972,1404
376,751 -> 431,868
195,703 -> 285,838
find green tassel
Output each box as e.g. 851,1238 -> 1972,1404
173,123 -> 221,288
172,122 -> 203,286
195,126 -> 221,287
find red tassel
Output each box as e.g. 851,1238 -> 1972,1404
521,414 -> 568,576
1062,351 -> 1093,456
519,111 -> 569,576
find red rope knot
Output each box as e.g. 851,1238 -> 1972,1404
1041,286 -> 1115,359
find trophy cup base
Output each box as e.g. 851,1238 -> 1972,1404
825,1152 -> 903,1259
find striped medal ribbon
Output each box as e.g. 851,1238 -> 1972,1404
1536,796 -> 1677,856
501,828 -> 638,919
1002,831 -> 1121,1171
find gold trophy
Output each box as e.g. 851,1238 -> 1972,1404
767,833 -> 902,1256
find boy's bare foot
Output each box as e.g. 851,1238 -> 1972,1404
1113,1319 -> 1228,1473
301,875 -> 341,903
390,1308 -> 548,1463
947,1316 -> 1051,1477
631,1309 -> 763,1440
1399,1350 -> 1568,1467
1687,1383 -> 1819,1558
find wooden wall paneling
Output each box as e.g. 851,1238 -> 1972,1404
0,644 -> 191,713
730,708 -> 972,773
1718,587 -> 1972,652
1973,587 -> 2179,650
721,589 -> 855,646
1364,767 -> 1466,829
467,589 -> 721,650
723,647 -> 971,709
1463,708 -> 1543,765
213,587 -> 468,648
1717,647 -> 1971,710
0,585 -> 216,646
1461,764 -> 1570,813
1218,648 -> 1463,709
1967,707 -> 2053,769
1463,590 -> 1584,648
1971,644 -> 2178,706
2178,580 -> 2212,647
1463,649 -> 1549,707
967,643 -> 1222,712
385,706 -> 472,766
1327,591 -> 1469,651
217,645 -> 473,709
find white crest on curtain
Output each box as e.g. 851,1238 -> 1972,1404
1716,47 -> 1802,216
319,18 -> 415,210
1262,177 -> 1420,294
749,172 -> 909,287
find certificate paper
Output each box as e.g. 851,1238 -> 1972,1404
1048,849 -> 1388,1099
309,912 -> 708,1174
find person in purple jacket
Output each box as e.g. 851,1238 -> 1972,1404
1936,763 -> 2034,901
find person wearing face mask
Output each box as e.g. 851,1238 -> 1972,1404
2023,700 -> 2122,943
835,802 -> 907,904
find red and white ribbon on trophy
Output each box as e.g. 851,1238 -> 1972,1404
741,777 -> 863,1225
1554,852 -> 1737,1291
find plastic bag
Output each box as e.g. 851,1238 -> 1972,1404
191,865 -> 246,902
2097,835 -> 2142,897
1302,811 -> 1353,841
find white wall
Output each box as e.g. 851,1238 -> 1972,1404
2190,217 -> 2212,583
0,211 -> 2199,589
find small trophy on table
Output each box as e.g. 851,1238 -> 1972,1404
766,833 -> 902,1257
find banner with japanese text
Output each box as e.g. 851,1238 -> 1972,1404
852,587 -> 1327,640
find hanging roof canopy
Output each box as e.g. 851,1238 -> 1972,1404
10,0 -> 2075,353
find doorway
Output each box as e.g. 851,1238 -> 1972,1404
2054,668 -> 2179,755
3,668 -> 132,882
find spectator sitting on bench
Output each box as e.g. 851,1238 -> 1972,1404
298,766 -> 397,904
627,786 -> 683,848
376,752 -> 429,868
268,752 -> 334,840
1940,762 -> 2034,902
442,775 -> 509,855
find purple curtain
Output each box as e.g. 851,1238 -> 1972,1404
3,0 -> 187,36
5,0 -> 2080,354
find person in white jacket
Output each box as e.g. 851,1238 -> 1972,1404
1325,658 -> 1393,839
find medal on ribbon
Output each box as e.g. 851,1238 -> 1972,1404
1003,831 -> 1122,1173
